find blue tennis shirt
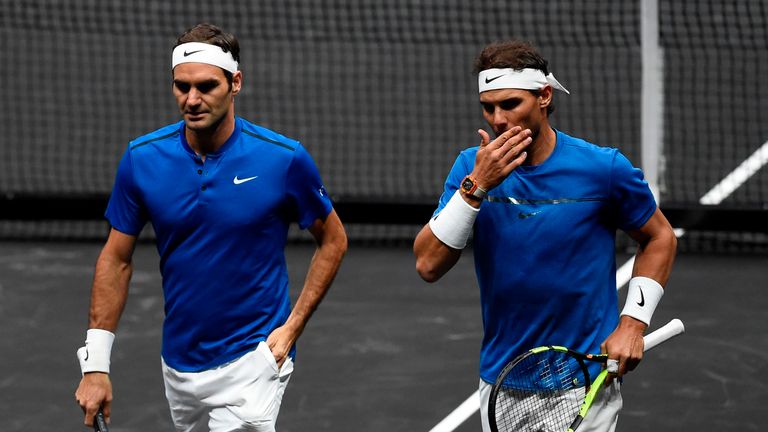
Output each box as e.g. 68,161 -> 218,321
434,130 -> 656,384
106,117 -> 333,372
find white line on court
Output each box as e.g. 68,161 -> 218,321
699,140 -> 768,205
427,392 -> 482,432
427,140 -> 768,432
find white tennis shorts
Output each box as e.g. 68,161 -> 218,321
479,378 -> 622,432
162,341 -> 294,432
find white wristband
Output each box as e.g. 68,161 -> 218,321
428,190 -> 479,249
621,276 -> 664,326
77,329 -> 115,375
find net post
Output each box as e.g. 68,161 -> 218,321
641,0 -> 664,203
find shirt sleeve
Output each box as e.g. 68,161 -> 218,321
433,149 -> 474,217
285,144 -> 333,229
105,146 -> 148,235
610,151 -> 657,231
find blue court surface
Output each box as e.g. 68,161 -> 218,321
1,242 -> 765,431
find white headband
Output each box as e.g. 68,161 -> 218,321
172,42 -> 239,74
478,68 -> 570,94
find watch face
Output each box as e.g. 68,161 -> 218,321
461,177 -> 474,192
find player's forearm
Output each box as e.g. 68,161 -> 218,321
285,218 -> 347,334
628,208 -> 677,286
413,224 -> 462,282
88,251 -> 132,331
631,227 -> 677,286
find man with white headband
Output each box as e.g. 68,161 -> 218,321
414,40 -> 677,431
74,23 -> 347,431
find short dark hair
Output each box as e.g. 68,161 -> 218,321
474,40 -> 556,115
174,23 -> 240,87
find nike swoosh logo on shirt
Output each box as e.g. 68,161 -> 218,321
233,175 -> 258,185
517,210 -> 542,219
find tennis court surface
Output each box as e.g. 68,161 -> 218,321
1,242 -> 764,431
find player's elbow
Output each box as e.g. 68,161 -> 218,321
415,255 -> 443,283
656,224 -> 678,257
335,231 -> 349,258
315,210 -> 348,259
667,228 -> 678,253
416,264 -> 440,283
413,224 -> 460,282
326,226 -> 348,260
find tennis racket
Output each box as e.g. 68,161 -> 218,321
94,408 -> 109,432
488,318 -> 685,432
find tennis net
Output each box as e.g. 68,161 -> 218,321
1,0 -> 766,251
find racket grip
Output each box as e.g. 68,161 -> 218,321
643,318 -> 685,352
94,409 -> 108,432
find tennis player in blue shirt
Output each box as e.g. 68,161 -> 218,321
414,40 -> 677,432
75,23 -> 347,431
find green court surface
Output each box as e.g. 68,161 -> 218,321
0,242 -> 765,431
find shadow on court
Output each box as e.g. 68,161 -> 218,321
0,242 -> 764,431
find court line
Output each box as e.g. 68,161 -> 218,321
427,140 -> 768,432
699,140 -> 768,205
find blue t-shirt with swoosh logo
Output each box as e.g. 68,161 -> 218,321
106,117 -> 333,372
433,129 -> 656,384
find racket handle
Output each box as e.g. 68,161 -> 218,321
94,409 -> 109,432
643,318 -> 685,352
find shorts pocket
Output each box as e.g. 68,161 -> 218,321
278,356 -> 294,381
256,341 -> 279,373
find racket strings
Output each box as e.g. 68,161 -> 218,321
494,350 -> 586,432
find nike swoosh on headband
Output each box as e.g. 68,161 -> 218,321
484,74 -> 505,84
